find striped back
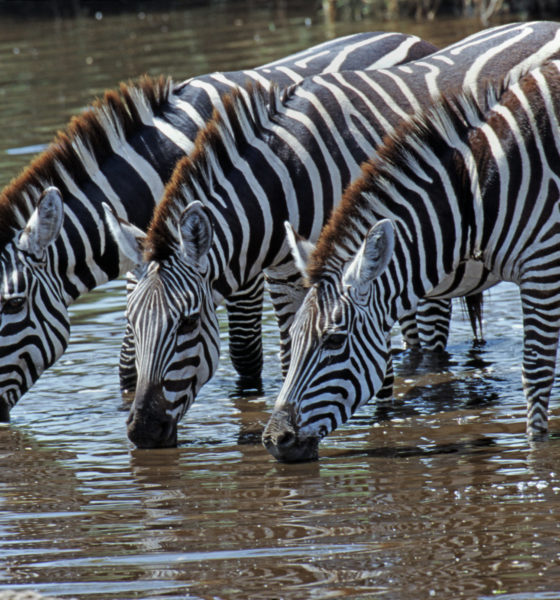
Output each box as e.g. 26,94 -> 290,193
0,32 -> 430,420
116,22 -> 560,448
264,59 -> 560,462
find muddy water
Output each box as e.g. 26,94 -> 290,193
1,4 -> 560,599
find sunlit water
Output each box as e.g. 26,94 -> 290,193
1,4 -> 560,599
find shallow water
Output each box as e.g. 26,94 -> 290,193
1,4 -> 560,599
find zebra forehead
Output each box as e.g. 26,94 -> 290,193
299,281 -> 345,330
134,262 -> 201,309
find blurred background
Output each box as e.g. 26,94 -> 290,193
1,0 -> 559,24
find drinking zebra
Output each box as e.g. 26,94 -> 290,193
0,31 -> 433,421
107,22 -> 560,448
263,58 -> 560,462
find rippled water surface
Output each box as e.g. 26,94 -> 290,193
1,4 -> 560,599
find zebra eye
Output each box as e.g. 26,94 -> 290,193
322,332 -> 346,351
177,313 -> 199,336
3,297 -> 25,314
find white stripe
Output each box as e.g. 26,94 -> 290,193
171,96 -> 206,129
154,116 -> 194,154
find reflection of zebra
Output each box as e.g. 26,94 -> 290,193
109,22 -> 560,449
264,58 -> 560,462
0,32 -> 435,421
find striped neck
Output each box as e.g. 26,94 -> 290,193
0,77 -> 186,304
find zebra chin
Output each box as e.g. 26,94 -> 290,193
262,410 -> 320,463
126,383 -> 179,449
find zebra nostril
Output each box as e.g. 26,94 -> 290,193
277,430 -> 296,449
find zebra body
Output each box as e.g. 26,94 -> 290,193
0,32 -> 433,420
109,21 -> 560,448
263,58 -> 560,462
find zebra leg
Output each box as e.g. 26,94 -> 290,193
465,292 -> 484,344
520,288 -> 560,439
225,274 -> 264,383
416,298 -> 452,351
265,266 -> 309,377
376,349 -> 394,401
398,310 -> 421,349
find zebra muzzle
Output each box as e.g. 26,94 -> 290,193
262,410 -> 319,463
127,383 -> 178,449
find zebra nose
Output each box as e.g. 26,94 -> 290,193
127,384 -> 178,449
276,430 -> 296,448
262,410 -> 319,463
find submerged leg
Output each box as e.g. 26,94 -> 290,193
520,287 -> 560,438
225,274 -> 264,383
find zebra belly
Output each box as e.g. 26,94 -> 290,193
426,259 -> 501,299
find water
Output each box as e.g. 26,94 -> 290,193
1,3 -> 560,599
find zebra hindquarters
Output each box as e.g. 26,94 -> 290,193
225,274 -> 264,386
519,285 -> 560,439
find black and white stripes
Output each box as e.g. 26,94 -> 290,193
264,59 -> 560,462
0,32 -> 431,419
112,21 -> 560,448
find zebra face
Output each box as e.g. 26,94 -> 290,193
263,219 -> 395,462
125,257 -> 220,448
0,188 -> 67,420
105,200 -> 220,448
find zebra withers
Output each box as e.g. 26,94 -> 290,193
0,32 -> 435,422
263,58 -> 560,462
108,22 -> 560,449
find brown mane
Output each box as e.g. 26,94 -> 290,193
0,75 -> 172,252
306,136 -> 402,284
307,62 -> 545,284
306,93 -> 484,284
144,82 -> 276,263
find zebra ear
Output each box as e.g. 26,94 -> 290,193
343,219 -> 394,290
103,203 -> 146,267
17,187 -> 64,260
285,222 -> 316,278
178,201 -> 213,270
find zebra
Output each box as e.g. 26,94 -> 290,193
0,31 -> 435,422
107,21 -> 560,449
263,57 -> 560,462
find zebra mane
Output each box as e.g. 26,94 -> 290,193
145,82 -> 283,263
307,60 -> 553,283
0,74 -> 172,252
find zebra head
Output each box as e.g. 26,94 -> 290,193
0,187 -> 67,420
105,201 -> 220,448
263,219 -> 395,462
